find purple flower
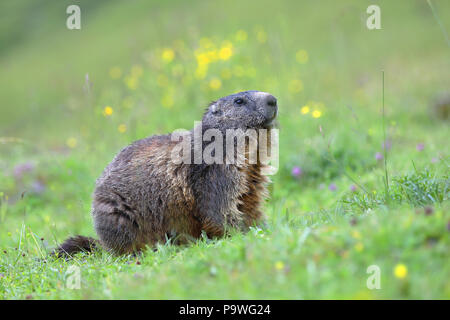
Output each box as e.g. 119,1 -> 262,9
416,143 -> 425,151
291,166 -> 302,177
375,152 -> 383,161
329,183 -> 337,191
31,181 -> 46,194
13,162 -> 35,179
350,184 -> 357,192
431,157 -> 438,163
382,139 -> 392,151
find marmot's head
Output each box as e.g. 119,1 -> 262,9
203,91 -> 278,130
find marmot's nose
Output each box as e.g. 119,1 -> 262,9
265,95 -> 277,108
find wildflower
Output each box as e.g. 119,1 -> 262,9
350,184 -> 357,192
375,152 -> 383,161
206,49 -> 219,62
161,48 -> 175,63
431,157 -> 438,163
301,106 -> 310,114
257,30 -> 267,43
219,46 -> 233,60
66,137 -> 77,148
195,65 -> 208,79
329,183 -> 337,191
161,94 -> 174,108
291,166 -> 302,177
416,143 -> 425,151
196,53 -> 210,66
274,261 -> 284,270
118,124 -> 127,133
288,79 -> 303,93
394,264 -> 408,279
31,181 -> 46,194
351,230 -> 361,239
13,162 -> 35,178
382,139 -> 392,151
209,78 -> 222,90
296,50 -> 309,64
109,67 -> 122,79
354,242 -> 364,252
312,110 -> 322,118
103,106 -> 113,116
124,76 -> 138,90
235,30 -> 248,42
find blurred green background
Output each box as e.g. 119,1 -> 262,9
0,0 -> 449,299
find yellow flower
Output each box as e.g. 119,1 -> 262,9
288,79 -> 303,93
109,67 -> 122,79
235,30 -> 248,42
219,46 -> 233,60
195,65 -> 208,79
312,110 -> 322,118
103,106 -> 113,116
296,50 -> 309,64
161,94 -> 174,108
209,78 -> 222,90
394,264 -> 408,279
124,76 -> 138,90
66,137 -> 77,148
301,106 -> 310,114
161,48 -> 175,63
351,230 -> 361,239
257,30 -> 267,43
118,124 -> 127,133
274,261 -> 284,270
354,242 -> 364,252
196,53 -> 210,66
206,50 -> 219,62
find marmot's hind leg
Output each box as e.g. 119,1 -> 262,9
93,204 -> 143,255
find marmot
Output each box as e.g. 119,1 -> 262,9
56,91 -> 278,256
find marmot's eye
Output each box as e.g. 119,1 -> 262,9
234,98 -> 244,105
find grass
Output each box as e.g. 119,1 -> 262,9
0,0 -> 449,299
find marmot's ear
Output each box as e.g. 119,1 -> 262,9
210,103 -> 220,114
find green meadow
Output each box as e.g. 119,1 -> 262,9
0,0 -> 449,299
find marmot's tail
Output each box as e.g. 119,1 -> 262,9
53,235 -> 99,257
